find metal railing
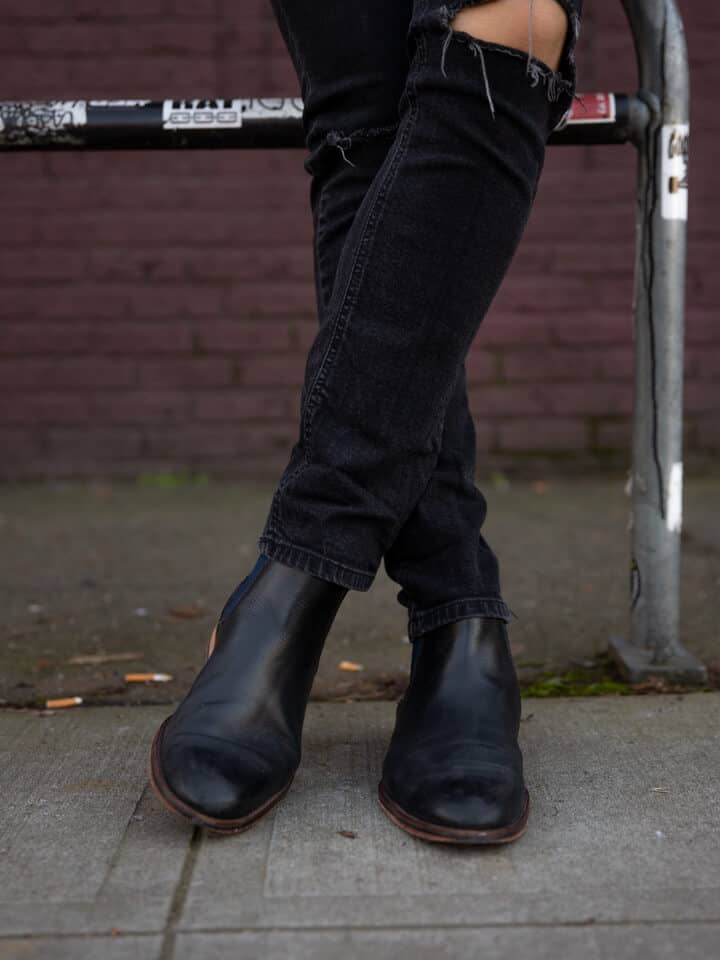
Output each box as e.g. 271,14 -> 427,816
0,0 -> 702,682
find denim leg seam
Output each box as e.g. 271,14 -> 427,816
315,182 -> 332,315
298,60 -> 421,465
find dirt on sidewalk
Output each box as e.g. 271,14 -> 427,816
2,469 -> 718,709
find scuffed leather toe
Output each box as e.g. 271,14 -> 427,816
383,738 -> 525,832
161,734 -> 288,822
401,766 -> 525,831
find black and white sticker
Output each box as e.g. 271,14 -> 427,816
0,100 -> 86,136
88,100 -> 152,107
661,124 -> 689,221
161,98 -> 303,130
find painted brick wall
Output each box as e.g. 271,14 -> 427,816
0,0 -> 717,478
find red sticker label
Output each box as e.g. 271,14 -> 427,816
568,93 -> 617,125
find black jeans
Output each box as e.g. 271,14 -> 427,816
258,0 -> 582,639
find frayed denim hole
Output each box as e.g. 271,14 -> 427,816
324,122 -> 400,169
218,553 -> 270,623
437,0 -> 579,121
438,0 -> 497,30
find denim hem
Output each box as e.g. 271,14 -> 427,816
258,535 -> 374,592
407,595 -> 513,640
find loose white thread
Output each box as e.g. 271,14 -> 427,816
477,44 -> 496,119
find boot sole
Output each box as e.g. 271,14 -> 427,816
378,781 -> 530,845
149,716 -> 293,836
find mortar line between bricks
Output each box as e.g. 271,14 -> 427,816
159,826 -> 203,960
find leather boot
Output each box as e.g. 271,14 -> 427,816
378,616 -> 529,844
149,554 -> 348,833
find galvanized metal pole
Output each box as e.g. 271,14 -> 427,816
609,0 -> 706,682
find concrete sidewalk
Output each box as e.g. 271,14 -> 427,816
1,696 -> 719,958
2,471 -> 719,707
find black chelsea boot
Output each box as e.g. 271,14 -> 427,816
149,553 -> 348,833
378,615 -> 529,844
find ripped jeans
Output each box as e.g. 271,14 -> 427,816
259,0 -> 582,639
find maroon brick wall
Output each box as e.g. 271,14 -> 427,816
0,0 -> 717,478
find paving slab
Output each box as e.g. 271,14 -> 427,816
181,698 -> 720,930
0,696 -> 719,959
0,937 -> 162,960
172,926 -> 720,960
1,472 -> 719,707
0,707 -> 188,938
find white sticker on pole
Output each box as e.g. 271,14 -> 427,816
162,100 -> 245,130
666,461 -> 683,533
661,124 -> 689,221
161,98 -> 304,131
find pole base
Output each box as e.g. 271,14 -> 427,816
608,635 -> 708,685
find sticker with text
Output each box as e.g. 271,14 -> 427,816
161,98 -> 303,130
661,124 -> 689,221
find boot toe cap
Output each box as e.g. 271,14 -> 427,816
160,733 -> 291,823
413,767 -> 526,831
383,754 -> 526,833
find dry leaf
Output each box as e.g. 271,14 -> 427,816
167,605 -> 204,620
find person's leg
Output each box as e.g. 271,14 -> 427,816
272,0 -> 514,637
257,0 -> 582,619
385,0 -> 579,640
263,0 -> 582,844
373,0 -> 583,843
278,0 -> 576,642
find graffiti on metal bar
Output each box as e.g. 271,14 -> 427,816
162,98 -> 303,130
0,100 -> 86,145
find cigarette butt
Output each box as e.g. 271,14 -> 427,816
45,696 -> 83,709
125,672 -> 173,683
337,660 -> 364,672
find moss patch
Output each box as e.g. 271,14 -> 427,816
521,653 -> 717,698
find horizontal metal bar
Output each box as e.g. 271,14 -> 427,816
0,93 -> 643,151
